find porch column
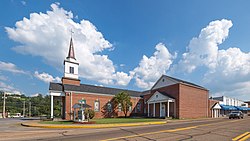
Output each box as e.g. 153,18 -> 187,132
153,103 -> 155,117
50,95 -> 53,119
160,102 -> 162,117
148,103 -> 150,117
211,109 -> 213,118
167,100 -> 170,117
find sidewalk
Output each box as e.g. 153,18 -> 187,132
21,120 -> 167,128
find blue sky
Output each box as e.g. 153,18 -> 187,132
0,0 -> 250,100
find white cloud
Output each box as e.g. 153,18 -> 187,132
175,19 -> 250,100
0,81 -> 21,94
203,47 -> 250,100
132,43 -> 176,89
175,19 -> 233,73
21,1 -> 26,6
0,75 -> 7,81
34,71 -> 61,83
120,64 -> 125,67
113,72 -> 133,86
6,3 -> 131,86
30,93 -> 42,97
0,61 -> 26,74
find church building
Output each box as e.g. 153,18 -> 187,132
49,38 -> 210,120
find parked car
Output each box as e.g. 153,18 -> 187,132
229,111 -> 244,119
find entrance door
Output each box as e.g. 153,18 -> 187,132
161,104 -> 166,117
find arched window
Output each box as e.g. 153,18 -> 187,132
107,102 -> 112,112
94,100 -> 100,112
136,102 -> 141,112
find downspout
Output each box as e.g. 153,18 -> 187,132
207,91 -> 209,118
70,92 -> 72,120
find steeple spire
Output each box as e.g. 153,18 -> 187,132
67,37 -> 76,60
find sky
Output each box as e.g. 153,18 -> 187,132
0,0 -> 250,100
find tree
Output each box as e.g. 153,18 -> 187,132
84,109 -> 95,120
113,91 -> 132,118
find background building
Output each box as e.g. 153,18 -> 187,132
212,96 -> 249,116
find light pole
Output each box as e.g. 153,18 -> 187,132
23,100 -> 25,117
29,101 -> 31,117
2,92 -> 6,118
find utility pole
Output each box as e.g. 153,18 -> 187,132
29,102 -> 31,117
2,92 -> 6,118
23,101 -> 25,117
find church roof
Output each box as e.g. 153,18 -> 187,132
49,82 -> 63,91
151,75 -> 208,91
49,82 -> 142,97
164,75 -> 207,90
66,37 -> 76,60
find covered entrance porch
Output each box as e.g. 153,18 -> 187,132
211,103 -> 221,118
50,91 -> 65,119
147,91 -> 176,118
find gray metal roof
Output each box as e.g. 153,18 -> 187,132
49,82 -> 142,97
151,75 -> 208,91
165,75 -> 207,90
49,82 -> 63,91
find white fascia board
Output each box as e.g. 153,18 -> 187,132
148,99 -> 175,104
50,91 -> 65,96
64,90 -> 142,99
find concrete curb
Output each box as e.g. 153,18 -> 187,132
21,121 -> 167,128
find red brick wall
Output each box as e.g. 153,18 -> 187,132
152,84 -> 180,118
148,83 -> 208,119
64,92 -> 141,120
143,93 -> 153,116
62,77 -> 80,86
179,84 -> 209,119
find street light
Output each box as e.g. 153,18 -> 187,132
2,92 -> 6,118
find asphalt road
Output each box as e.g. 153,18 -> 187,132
1,117 -> 250,141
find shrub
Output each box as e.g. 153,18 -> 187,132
84,109 -> 95,119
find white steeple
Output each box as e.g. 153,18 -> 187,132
64,37 -> 79,80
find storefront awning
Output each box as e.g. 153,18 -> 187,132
220,105 -> 237,110
235,106 -> 250,111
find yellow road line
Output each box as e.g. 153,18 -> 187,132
102,119 -> 248,141
100,126 -> 198,141
239,133 -> 250,141
232,132 -> 250,141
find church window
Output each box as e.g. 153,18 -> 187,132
129,105 -> 132,112
107,102 -> 112,112
136,102 -> 141,112
94,100 -> 100,112
70,67 -> 74,74
118,103 -> 122,112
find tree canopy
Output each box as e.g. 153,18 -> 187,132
113,91 -> 132,117
0,93 -> 61,117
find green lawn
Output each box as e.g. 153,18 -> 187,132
92,118 -> 162,124
39,118 -> 162,124
39,121 -> 74,124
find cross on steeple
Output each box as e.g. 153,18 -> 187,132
70,29 -> 74,38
